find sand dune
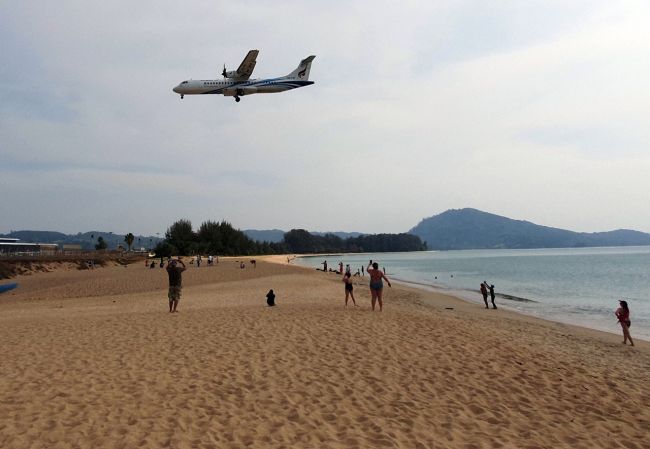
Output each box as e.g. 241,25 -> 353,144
1,259 -> 648,448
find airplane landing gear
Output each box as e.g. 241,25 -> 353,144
180,94 -> 184,99
235,96 -> 241,102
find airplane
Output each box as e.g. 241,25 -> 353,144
172,50 -> 316,102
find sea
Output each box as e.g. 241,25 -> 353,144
295,246 -> 650,341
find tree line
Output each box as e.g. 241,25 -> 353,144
154,219 -> 426,257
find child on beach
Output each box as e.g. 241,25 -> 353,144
615,300 -> 634,346
342,272 -> 357,307
367,260 -> 391,311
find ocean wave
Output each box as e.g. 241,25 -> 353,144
391,277 -> 539,304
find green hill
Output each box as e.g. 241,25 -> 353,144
409,208 -> 650,250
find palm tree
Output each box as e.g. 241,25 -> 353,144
124,233 -> 135,252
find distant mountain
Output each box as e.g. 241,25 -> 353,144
0,230 -> 163,250
243,229 -> 285,243
312,231 -> 365,239
4,230 -> 69,242
409,208 -> 650,250
243,229 -> 365,243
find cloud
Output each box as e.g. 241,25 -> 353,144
2,0 -> 650,234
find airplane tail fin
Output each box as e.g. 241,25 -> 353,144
286,55 -> 316,80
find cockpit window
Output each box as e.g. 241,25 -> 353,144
181,81 -> 188,84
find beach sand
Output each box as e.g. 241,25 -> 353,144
1,258 -> 649,448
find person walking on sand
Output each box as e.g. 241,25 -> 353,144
342,272 -> 357,307
615,300 -> 634,346
480,282 -> 489,309
367,261 -> 391,311
166,258 -> 186,313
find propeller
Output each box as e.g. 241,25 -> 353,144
222,64 -> 227,78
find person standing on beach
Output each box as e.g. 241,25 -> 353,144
166,259 -> 186,313
615,300 -> 634,346
367,261 -> 391,311
342,272 -> 357,307
488,284 -> 497,309
480,282 -> 489,308
322,260 -> 328,272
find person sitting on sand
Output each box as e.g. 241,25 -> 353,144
166,258 -> 186,313
342,272 -> 357,307
266,289 -> 276,307
367,261 -> 391,311
615,300 -> 634,346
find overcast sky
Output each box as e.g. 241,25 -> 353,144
2,0 -> 650,236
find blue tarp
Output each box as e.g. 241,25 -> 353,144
0,283 -> 18,294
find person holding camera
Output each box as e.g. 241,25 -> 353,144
166,258 -> 186,313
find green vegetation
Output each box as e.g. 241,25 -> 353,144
154,219 -> 285,257
283,229 -> 425,253
124,233 -> 135,251
94,236 -> 107,250
154,220 -> 426,257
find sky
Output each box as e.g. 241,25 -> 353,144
2,0 -> 650,236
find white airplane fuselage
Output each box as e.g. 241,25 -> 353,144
173,77 -> 314,97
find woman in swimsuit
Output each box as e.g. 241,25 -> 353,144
367,261 -> 391,311
342,272 -> 357,307
615,300 -> 634,346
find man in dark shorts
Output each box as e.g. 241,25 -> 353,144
166,258 -> 186,313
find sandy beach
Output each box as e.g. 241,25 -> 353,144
1,257 -> 649,449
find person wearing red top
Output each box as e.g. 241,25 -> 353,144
615,300 -> 634,346
480,282 -> 489,309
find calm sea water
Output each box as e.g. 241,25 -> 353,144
295,247 -> 650,341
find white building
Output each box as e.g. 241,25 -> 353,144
0,238 -> 59,255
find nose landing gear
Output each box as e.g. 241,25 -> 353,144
235,96 -> 241,102
180,94 -> 184,99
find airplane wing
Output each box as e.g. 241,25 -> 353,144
236,49 -> 259,79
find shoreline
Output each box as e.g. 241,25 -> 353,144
275,254 -> 650,343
